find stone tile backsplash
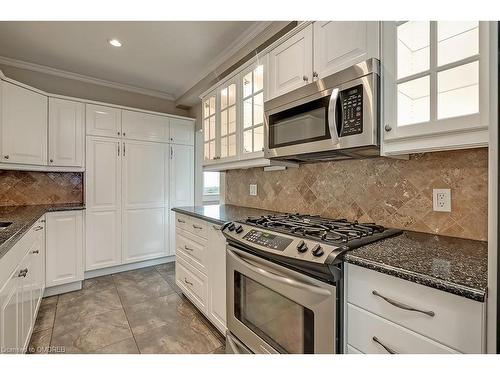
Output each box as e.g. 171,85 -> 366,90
225,148 -> 488,241
0,170 -> 83,206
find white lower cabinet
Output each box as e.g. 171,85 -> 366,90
45,210 -> 84,288
0,217 -> 45,354
345,263 -> 485,354
174,213 -> 227,334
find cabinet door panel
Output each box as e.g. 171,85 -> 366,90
19,253 -> 33,352
313,21 -> 380,78
85,210 -> 121,270
86,137 -> 121,211
207,225 -> 227,334
48,98 -> 85,167
1,81 -> 47,165
122,110 -> 169,142
0,273 -> 19,353
122,207 -> 166,263
268,25 -> 313,99
170,118 -> 194,145
85,104 -> 121,137
45,211 -> 83,287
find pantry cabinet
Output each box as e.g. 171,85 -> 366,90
121,110 -> 169,142
170,117 -> 195,145
0,81 -> 47,166
86,103 -> 122,138
48,98 -> 85,167
45,210 -> 84,287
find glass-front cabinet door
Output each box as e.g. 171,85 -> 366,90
241,64 -> 265,159
203,93 -> 217,163
218,82 -> 238,162
382,21 -> 490,148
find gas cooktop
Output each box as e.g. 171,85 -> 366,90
222,213 -> 402,267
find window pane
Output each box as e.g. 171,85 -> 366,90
203,119 -> 209,141
204,143 -> 209,160
243,71 -> 253,98
209,116 -> 216,140
244,98 -> 253,128
209,140 -> 216,159
221,110 -> 227,136
254,92 -> 264,126
254,65 -> 264,93
203,100 -> 210,118
438,22 -> 479,66
397,76 -> 430,126
228,84 -> 236,106
220,87 -> 227,109
397,21 -> 430,79
221,136 -> 228,158
438,61 -> 479,119
209,96 -> 216,115
228,106 -> 236,134
203,172 -> 220,195
228,134 -> 236,156
243,129 -> 253,153
253,126 -> 263,152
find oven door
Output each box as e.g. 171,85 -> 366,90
226,245 -> 336,354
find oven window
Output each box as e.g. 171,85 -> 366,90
268,96 -> 331,149
234,272 -> 314,354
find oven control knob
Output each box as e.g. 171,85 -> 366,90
235,225 -> 244,234
228,223 -> 236,231
311,244 -> 324,257
297,240 -> 308,253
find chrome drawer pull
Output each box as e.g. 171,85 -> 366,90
34,226 -> 44,231
372,336 -> 398,354
177,219 -> 185,223
31,250 -> 39,254
184,245 -> 194,252
18,268 -> 28,278
184,278 -> 193,286
372,290 -> 435,317
192,224 -> 202,229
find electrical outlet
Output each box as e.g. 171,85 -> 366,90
249,184 -> 258,196
433,188 -> 451,212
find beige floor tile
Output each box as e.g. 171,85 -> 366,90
95,337 -> 139,354
56,287 -> 122,319
114,269 -> 176,306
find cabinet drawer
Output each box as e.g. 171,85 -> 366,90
347,304 -> 458,354
175,213 -> 190,231
346,264 -> 484,353
175,232 -> 207,273
175,254 -> 207,313
175,213 -> 208,239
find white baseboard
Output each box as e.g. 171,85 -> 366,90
44,281 -> 82,297
84,256 -> 175,279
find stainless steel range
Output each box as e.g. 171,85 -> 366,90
222,214 -> 401,354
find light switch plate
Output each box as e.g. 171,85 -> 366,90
249,184 -> 257,196
433,188 -> 451,212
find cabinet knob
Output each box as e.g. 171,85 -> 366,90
303,75 -> 309,83
4,155 -> 9,159
18,268 -> 28,278
384,124 -> 393,132
312,71 -> 318,79
117,132 -> 121,136
123,132 -> 126,136
31,250 -> 39,255
49,159 -> 54,163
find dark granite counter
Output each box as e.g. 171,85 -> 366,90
344,231 -> 488,302
0,203 -> 85,260
172,204 -> 279,225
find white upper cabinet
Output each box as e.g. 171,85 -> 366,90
382,21 -> 491,155
86,104 -> 122,138
1,81 -> 47,166
313,21 -> 380,78
121,110 -> 170,142
218,80 -> 238,162
170,118 -> 195,145
202,93 -> 217,164
241,63 -> 265,158
268,24 -> 313,99
48,98 -> 85,167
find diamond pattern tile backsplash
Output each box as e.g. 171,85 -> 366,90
225,148 -> 488,241
0,171 -> 83,206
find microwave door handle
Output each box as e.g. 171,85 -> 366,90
227,247 -> 331,297
328,88 -> 340,145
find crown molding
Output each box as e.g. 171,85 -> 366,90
174,21 -> 273,98
0,55 -> 176,101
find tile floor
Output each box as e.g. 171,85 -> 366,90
28,263 -> 226,354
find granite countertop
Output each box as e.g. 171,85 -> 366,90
344,231 -> 488,302
172,204 -> 279,225
0,203 -> 85,260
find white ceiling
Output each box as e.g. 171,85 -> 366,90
0,21 -> 267,100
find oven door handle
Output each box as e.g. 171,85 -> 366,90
327,88 -> 340,145
228,247 -> 331,297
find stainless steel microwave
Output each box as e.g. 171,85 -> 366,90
264,59 -> 380,162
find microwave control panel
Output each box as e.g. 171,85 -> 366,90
340,84 -> 363,136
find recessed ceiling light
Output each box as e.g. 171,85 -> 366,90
109,39 -> 122,47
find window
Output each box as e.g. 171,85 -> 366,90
203,94 -> 216,161
242,64 -> 265,154
203,171 -> 220,201
395,21 -> 480,127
